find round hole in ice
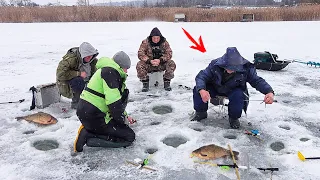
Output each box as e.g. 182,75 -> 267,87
300,138 -> 310,142
191,127 -> 203,132
295,76 -> 308,82
303,83 -> 312,87
150,121 -> 161,125
33,140 -> 59,151
282,100 -> 292,104
162,135 -> 188,148
278,125 -> 291,130
23,130 -> 35,134
152,105 -> 172,115
145,148 -> 158,154
223,134 -> 237,139
270,141 -> 285,151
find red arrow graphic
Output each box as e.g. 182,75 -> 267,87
182,28 -> 206,53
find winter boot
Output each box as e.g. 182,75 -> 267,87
141,80 -> 149,92
71,91 -> 81,109
229,117 -> 240,129
74,125 -> 88,152
164,79 -> 172,91
190,111 -> 207,121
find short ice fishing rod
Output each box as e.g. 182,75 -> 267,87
0,99 -> 25,104
194,161 -> 248,170
298,151 -> 320,161
257,167 -> 279,172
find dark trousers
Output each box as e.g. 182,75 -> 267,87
136,60 -> 176,81
193,86 -> 244,119
77,99 -> 135,143
69,76 -> 85,94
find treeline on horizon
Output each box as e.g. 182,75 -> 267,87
0,5 -> 320,23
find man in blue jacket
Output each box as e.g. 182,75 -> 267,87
190,47 -> 274,129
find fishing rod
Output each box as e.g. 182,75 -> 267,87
136,154 -> 153,169
298,151 -> 320,161
258,167 -> 279,180
242,92 -> 277,104
195,161 -> 279,172
126,154 -> 156,171
194,161 -> 248,170
257,167 -> 279,171
134,94 -> 161,98
0,99 -> 25,104
244,100 -> 278,102
244,129 -> 263,141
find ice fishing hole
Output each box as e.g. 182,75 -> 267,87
152,105 -> 172,115
145,148 -> 158,154
162,135 -> 189,148
23,130 -> 35,134
282,100 -> 292,104
270,141 -> 285,151
278,125 -> 291,130
300,138 -> 310,142
150,121 -> 161,125
191,127 -> 203,132
33,140 -> 59,151
223,134 -> 237,139
295,76 -> 308,82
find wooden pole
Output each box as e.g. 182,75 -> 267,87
228,144 -> 240,180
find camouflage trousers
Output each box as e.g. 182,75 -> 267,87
136,60 -> 176,81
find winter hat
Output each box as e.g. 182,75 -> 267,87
149,27 -> 162,37
79,42 -> 99,59
113,51 -> 131,69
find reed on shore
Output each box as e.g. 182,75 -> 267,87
1,5 -> 320,23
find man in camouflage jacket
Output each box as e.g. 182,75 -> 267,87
56,42 -> 99,109
136,27 -> 176,92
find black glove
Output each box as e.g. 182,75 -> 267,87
108,89 -> 130,126
113,113 -> 126,127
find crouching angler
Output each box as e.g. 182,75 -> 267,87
190,47 -> 275,129
136,27 -> 176,92
74,51 -> 135,152
56,42 -> 99,109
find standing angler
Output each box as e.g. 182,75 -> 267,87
136,27 -> 176,92
56,42 -> 99,109
190,47 -> 275,129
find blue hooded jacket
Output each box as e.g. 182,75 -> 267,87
195,47 -> 274,112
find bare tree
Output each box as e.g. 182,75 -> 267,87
0,0 -> 7,6
77,0 -> 86,6
143,0 -> 148,7
9,0 -> 15,5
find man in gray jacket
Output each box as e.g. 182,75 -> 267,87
56,42 -> 99,109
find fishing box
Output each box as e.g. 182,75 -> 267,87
148,71 -> 164,87
210,96 -> 229,106
34,82 -> 60,109
254,51 -> 278,63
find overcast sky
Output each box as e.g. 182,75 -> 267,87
32,0 -> 127,5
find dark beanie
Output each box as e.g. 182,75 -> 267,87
113,51 -> 131,69
150,27 -> 162,37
